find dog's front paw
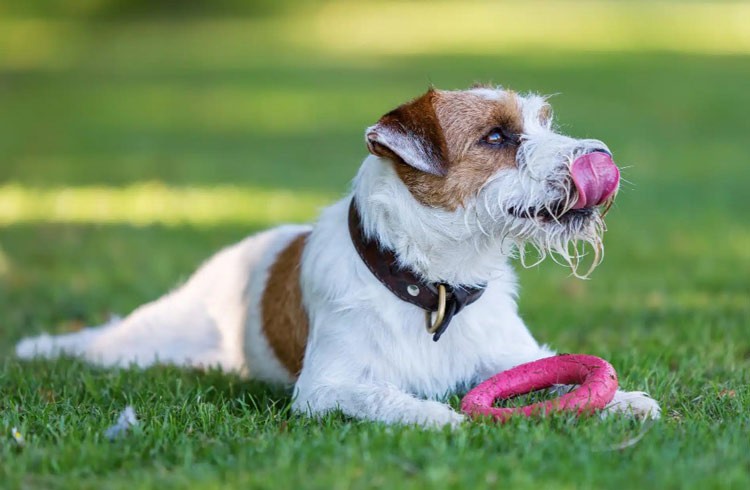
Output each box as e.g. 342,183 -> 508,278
603,390 -> 661,420
416,401 -> 465,429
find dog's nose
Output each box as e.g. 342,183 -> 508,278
574,146 -> 612,159
589,148 -> 612,157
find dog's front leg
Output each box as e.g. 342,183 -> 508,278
292,381 -> 464,428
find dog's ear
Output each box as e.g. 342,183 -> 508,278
365,89 -> 448,176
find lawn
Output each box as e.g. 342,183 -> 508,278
1,2 -> 749,489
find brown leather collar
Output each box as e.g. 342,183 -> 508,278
348,198 -> 486,341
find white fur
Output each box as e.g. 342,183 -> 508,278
15,88 -> 660,427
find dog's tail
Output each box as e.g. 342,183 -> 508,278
15,316 -> 123,361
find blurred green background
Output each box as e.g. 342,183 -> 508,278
1,1 -> 748,488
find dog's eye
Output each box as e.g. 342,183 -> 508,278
483,129 -> 506,146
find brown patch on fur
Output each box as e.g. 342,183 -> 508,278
261,232 -> 310,378
389,89 -> 524,209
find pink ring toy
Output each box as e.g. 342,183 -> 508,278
461,354 -> 618,423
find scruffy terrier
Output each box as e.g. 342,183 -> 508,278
17,86 -> 660,427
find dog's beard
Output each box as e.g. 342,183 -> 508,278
509,208 -> 608,279
478,168 -> 614,279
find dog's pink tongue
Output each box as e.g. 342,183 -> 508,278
570,152 -> 620,210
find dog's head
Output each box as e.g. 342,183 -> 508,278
358,86 -> 620,282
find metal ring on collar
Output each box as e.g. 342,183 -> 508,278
425,284 -> 447,334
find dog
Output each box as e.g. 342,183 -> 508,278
16,85 -> 660,427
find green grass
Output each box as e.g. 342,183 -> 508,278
1,5 -> 749,489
